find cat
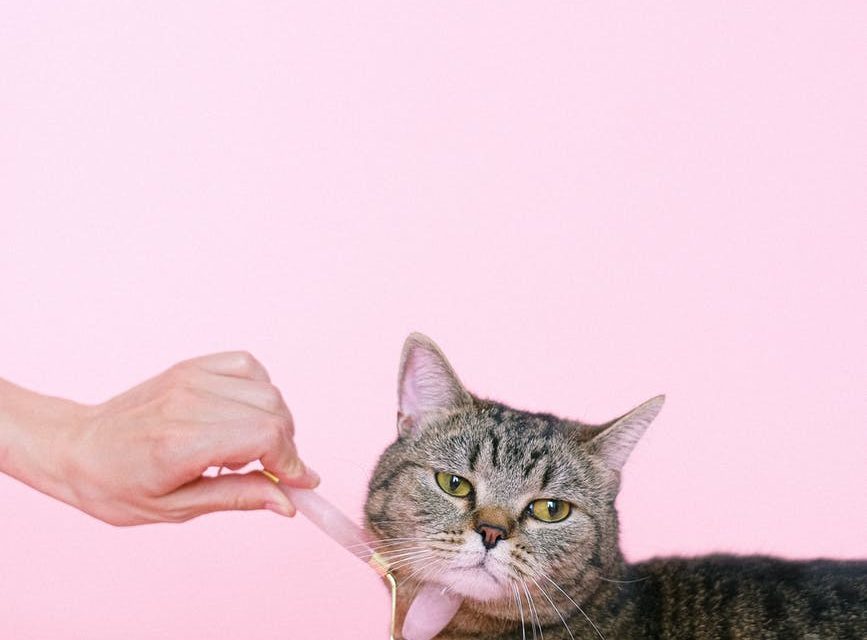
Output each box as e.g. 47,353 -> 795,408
364,333 -> 867,639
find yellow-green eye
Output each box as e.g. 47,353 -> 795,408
527,499 -> 572,523
435,472 -> 473,497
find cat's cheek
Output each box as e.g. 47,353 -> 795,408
521,518 -> 594,571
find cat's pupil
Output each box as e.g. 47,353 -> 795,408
547,500 -> 559,517
449,476 -> 461,491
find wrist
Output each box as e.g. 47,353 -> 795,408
0,378 -> 90,505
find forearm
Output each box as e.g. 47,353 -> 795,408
0,378 -> 85,505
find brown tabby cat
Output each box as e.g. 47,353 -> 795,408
364,334 -> 866,639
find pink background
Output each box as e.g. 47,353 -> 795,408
1,3 -> 865,638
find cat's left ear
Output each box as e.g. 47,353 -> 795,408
397,333 -> 472,437
587,395 -> 665,472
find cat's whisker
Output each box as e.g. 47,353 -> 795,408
511,580 -> 527,640
367,527 -> 442,536
343,541 -> 428,553
596,573 -> 649,584
382,545 -> 458,563
402,557 -> 446,588
378,544 -> 431,553
401,559 -> 453,607
344,540 -> 440,555
387,548 -> 456,574
387,552 -> 438,571
530,576 -> 575,640
401,569 -> 430,604
395,548 -> 458,574
538,573 -> 606,640
377,542 -> 458,557
383,553 -> 441,569
380,550 -> 435,565
391,560 -> 435,577
400,561 -> 434,585
366,518 -> 443,531
344,536 -> 440,550
520,578 -> 542,640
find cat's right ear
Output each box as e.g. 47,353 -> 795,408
397,333 -> 471,437
587,395 -> 665,474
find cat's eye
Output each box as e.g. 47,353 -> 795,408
526,499 -> 572,523
435,472 -> 473,498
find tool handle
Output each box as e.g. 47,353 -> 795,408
280,487 -> 374,562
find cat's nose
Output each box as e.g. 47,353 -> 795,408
476,523 -> 508,549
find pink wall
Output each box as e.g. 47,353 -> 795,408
1,3 -> 864,638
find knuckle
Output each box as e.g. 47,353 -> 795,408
167,361 -> 195,382
269,405 -> 295,435
234,350 -> 258,372
266,415 -> 292,441
168,510 -> 192,524
261,383 -> 284,411
283,457 -> 304,477
155,370 -> 180,395
231,493 -> 249,511
158,499 -> 193,524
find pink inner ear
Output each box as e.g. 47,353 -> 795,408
397,337 -> 469,432
400,355 -> 424,417
399,347 -> 454,420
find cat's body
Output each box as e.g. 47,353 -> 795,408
365,335 -> 867,639
425,555 -> 866,639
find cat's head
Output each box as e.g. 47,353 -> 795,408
364,333 -> 663,603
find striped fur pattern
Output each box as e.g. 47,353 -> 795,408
364,334 -> 867,639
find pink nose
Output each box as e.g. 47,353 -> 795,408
476,523 -> 507,549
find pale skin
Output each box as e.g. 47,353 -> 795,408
0,351 -> 319,526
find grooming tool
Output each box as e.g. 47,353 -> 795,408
402,583 -> 464,640
267,476 -> 462,640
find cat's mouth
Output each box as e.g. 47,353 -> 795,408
457,561 -> 501,581
435,555 -> 511,601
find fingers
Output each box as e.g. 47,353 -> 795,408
164,472 -> 296,521
179,351 -> 271,382
260,435 -> 320,489
183,416 -> 319,489
160,353 -> 319,492
193,373 -> 291,418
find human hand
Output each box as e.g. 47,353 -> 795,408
0,352 -> 318,525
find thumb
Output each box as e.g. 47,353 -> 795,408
166,472 -> 296,520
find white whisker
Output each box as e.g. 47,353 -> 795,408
540,574 -> 606,640
530,576 -> 574,640
597,575 -> 649,584
521,578 -> 542,639
512,580 -> 527,640
345,536 -> 441,550
380,547 -> 435,560
387,552 -> 438,572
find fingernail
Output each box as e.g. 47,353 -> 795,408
265,501 -> 295,517
305,467 -> 320,486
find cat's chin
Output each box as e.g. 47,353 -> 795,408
429,565 -> 510,602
